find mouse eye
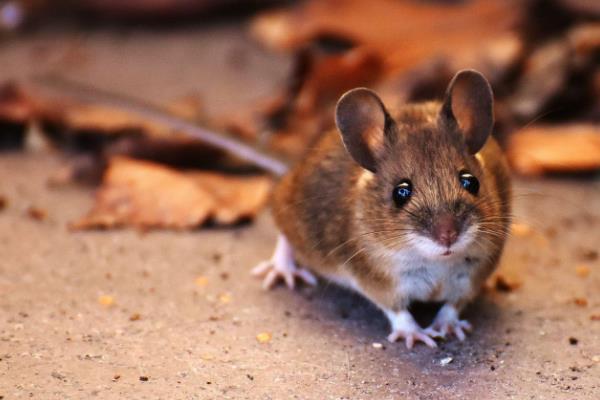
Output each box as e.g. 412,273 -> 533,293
392,179 -> 412,207
459,171 -> 479,195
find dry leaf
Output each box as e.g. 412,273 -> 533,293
221,47 -> 382,160
492,274 -> 522,292
0,82 -> 33,149
71,157 -> 272,230
251,0 -> 521,77
509,39 -> 571,120
0,82 -> 34,123
507,124 -> 600,175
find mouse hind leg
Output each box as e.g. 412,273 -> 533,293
252,234 -> 317,290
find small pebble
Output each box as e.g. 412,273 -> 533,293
219,293 -> 232,304
195,276 -> 208,287
574,297 -> 588,307
98,295 -> 114,307
569,337 -> 578,345
372,342 -> 384,349
575,265 -> 590,278
439,357 -> 453,366
256,332 -> 272,343
26,206 -> 47,221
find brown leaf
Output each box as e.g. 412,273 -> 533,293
220,48 -> 382,160
507,124 -> 600,175
492,274 -> 522,292
251,0 -> 522,77
0,82 -> 34,150
509,39 -> 571,120
71,157 -> 272,230
0,82 -> 34,123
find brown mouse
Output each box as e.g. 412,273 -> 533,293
39,69 -> 511,348
253,69 -> 512,348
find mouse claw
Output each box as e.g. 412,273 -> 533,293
252,260 -> 317,290
426,304 -> 472,341
385,310 -> 438,349
387,329 -> 438,349
252,234 -> 317,290
423,327 -> 444,339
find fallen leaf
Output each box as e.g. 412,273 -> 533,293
70,157 -> 272,230
0,82 -> 34,123
256,332 -> 272,343
221,47 -> 382,160
509,39 -> 571,120
0,82 -> 32,149
492,274 -> 522,292
251,0 -> 522,77
507,124 -> 600,175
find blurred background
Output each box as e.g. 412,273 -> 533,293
0,1 -> 599,398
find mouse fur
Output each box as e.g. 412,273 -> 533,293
253,70 -> 511,348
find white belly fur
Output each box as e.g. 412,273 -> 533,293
389,249 -> 477,302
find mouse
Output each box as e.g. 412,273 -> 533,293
252,69 -> 512,348
39,69 -> 511,348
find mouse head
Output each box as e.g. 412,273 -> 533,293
335,69 -> 504,260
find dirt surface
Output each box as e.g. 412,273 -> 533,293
1,22 -> 599,400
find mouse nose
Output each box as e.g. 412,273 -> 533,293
433,214 -> 459,247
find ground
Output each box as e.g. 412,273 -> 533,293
0,20 -> 599,400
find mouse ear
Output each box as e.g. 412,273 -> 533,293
335,88 -> 392,172
440,69 -> 494,154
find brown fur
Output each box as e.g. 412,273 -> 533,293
271,101 -> 511,312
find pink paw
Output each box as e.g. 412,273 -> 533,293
387,328 -> 438,349
385,310 -> 438,349
425,304 -> 472,341
252,260 -> 317,290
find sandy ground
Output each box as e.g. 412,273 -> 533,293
1,20 -> 599,400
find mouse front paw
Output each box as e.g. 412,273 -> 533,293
385,310 -> 438,349
387,327 -> 438,349
251,234 -> 317,290
425,304 -> 472,341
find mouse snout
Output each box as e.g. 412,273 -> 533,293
432,213 -> 459,247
